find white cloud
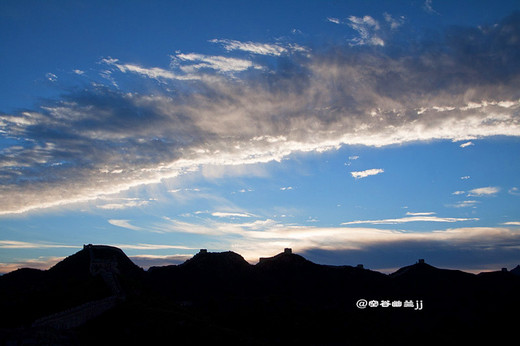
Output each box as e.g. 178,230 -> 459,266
448,200 -> 479,208
459,141 -> 474,148
405,212 -> 436,216
497,100 -> 517,108
502,221 -> 520,226
97,199 -> 150,210
108,219 -> 145,231
351,168 -> 384,179
280,186 -> 293,191
423,0 -> 440,15
461,176 -> 471,180
172,52 -> 260,74
467,186 -> 500,197
118,63 -> 179,79
99,69 -> 118,87
432,106 -> 456,112
46,72 -> 57,82
348,155 -> 359,160
347,15 -> 384,46
452,191 -> 465,195
169,188 -> 201,193
105,60 -> 195,81
0,240 -> 77,249
209,39 -> 296,56
341,216 -> 478,225
384,13 -> 405,30
211,211 -> 255,218
327,17 -> 341,24
73,69 -> 85,75
349,15 -> 379,30
508,187 -> 520,196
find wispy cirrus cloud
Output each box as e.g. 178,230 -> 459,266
448,200 -> 479,208
327,17 -> 341,24
383,13 -> 405,30
1,13 -> 520,215
97,198 -> 151,210
211,211 -> 256,218
423,0 -> 440,15
46,73 -> 57,82
108,219 -> 145,231
341,216 -> 478,225
209,39 -> 306,56
346,15 -> 385,46
0,240 -> 77,249
405,212 -> 436,216
171,52 -> 260,74
101,58 -> 198,81
509,187 -> 520,196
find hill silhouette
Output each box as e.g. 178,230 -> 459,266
1,246 -> 519,345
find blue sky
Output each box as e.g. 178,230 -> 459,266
1,0 -> 520,273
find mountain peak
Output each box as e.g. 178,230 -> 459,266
511,265 -> 520,276
48,244 -> 141,279
180,249 -> 251,272
256,248 -> 317,271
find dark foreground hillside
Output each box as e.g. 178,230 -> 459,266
1,245 -> 519,345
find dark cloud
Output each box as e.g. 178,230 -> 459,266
301,237 -> 520,273
444,13 -> 520,83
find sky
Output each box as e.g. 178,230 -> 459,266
1,0 -> 520,274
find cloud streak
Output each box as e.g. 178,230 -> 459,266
146,214 -> 520,270
341,216 -> 479,225
459,141 -> 474,148
351,168 -> 384,179
209,39 -> 306,56
467,186 -> 500,196
0,240 -> 77,249
108,219 -> 145,231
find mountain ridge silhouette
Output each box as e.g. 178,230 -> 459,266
1,245 -> 519,345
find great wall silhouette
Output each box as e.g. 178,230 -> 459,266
31,295 -> 119,330
1,245 -> 519,345
30,245 -> 125,330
